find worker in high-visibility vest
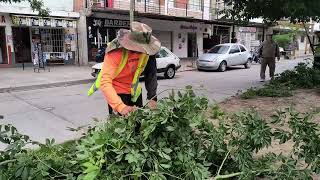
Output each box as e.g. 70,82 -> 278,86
88,22 -> 160,116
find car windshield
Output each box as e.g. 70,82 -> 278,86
208,45 -> 230,54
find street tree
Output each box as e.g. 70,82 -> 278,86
0,0 -> 49,16
223,0 -> 320,55
224,0 -> 320,23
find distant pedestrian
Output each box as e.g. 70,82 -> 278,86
259,33 -> 280,82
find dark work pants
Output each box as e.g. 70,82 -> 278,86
260,57 -> 276,80
108,94 -> 143,115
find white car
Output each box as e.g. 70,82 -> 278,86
197,43 -> 252,72
91,47 -> 181,79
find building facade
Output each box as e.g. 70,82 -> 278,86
213,0 -> 266,51
75,0 -> 236,64
0,0 -> 79,67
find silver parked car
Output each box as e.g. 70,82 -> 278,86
197,43 -> 252,72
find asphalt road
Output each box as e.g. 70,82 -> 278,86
0,60 -> 302,144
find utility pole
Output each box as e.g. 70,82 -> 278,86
130,0 -> 135,30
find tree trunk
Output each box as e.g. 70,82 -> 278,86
302,22 -> 315,56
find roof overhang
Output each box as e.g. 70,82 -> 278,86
91,8 -> 267,28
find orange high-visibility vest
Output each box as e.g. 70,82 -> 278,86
88,49 -> 149,102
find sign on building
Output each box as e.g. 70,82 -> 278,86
11,15 -> 77,28
239,27 -> 257,33
91,18 -> 130,28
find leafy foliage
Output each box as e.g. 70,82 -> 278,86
1,88 -> 320,179
315,46 -> 320,56
223,0 -> 320,23
0,0 -> 49,16
273,34 -> 292,49
242,63 -> 320,99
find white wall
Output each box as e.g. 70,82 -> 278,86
314,23 -> 320,32
203,0 -> 211,20
0,0 -> 74,12
141,18 -> 210,58
0,0 -> 79,18
0,13 -> 14,63
172,31 -> 187,57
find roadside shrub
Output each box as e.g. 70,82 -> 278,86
273,34 -> 292,49
315,46 -> 320,56
242,63 -> 320,99
1,88 -> 320,179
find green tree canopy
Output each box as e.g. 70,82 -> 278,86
0,0 -> 49,16
225,0 -> 320,23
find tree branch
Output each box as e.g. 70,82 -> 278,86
0,159 -> 17,166
216,150 -> 231,176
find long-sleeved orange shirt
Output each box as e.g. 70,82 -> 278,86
100,49 -> 141,113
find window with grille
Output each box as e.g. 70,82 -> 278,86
188,0 -> 203,11
40,29 -> 64,53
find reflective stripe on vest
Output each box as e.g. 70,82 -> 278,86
87,49 -> 149,102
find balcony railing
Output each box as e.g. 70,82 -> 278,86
89,0 -> 226,21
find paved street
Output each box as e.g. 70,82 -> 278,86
0,59 -> 302,144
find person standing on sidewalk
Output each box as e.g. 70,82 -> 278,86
88,22 -> 161,116
259,33 -> 280,82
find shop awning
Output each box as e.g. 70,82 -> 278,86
11,15 -> 77,28
92,8 -> 267,28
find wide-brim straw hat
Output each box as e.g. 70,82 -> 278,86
116,22 -> 161,55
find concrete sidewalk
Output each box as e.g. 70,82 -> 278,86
0,60 -> 195,92
0,66 -> 94,92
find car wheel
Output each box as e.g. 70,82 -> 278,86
244,59 -> 252,69
164,66 -> 176,79
218,61 -> 227,72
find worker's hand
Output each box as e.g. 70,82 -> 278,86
120,106 -> 135,116
148,100 -> 157,109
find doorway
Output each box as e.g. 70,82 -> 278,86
12,27 -> 32,63
187,33 -> 197,57
0,27 -> 7,64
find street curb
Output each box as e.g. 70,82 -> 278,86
0,67 -> 197,93
0,79 -> 94,93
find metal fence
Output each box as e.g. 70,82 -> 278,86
89,0 -> 226,21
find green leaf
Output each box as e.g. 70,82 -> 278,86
165,126 -> 175,131
83,171 -> 99,180
15,166 -> 24,178
89,144 -> 104,151
162,148 -> 172,154
83,163 -> 100,174
45,139 -> 50,145
21,167 -> 28,180
125,153 -> 139,164
177,152 -> 184,162
160,164 -> 171,169
158,151 -> 171,161
115,128 -> 126,134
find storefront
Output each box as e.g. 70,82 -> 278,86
236,26 -> 264,51
0,26 -> 7,65
0,14 -> 11,67
11,15 -> 78,66
87,17 -> 130,62
203,25 -> 231,51
86,12 -> 212,59
141,18 -> 211,58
